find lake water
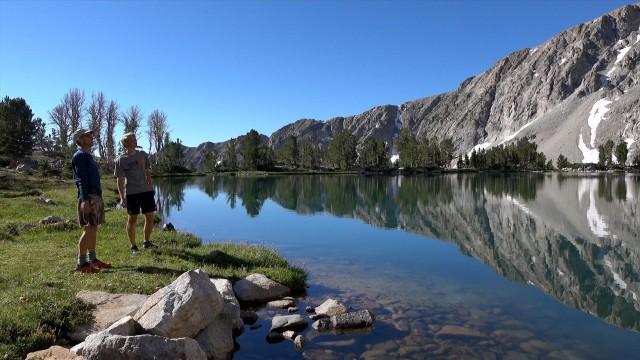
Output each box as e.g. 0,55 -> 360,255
154,173 -> 640,359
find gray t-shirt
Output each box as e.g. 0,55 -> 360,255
114,150 -> 153,196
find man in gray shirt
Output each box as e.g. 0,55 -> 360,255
114,132 -> 158,254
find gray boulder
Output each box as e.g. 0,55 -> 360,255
26,346 -> 82,360
71,316 -> 142,355
194,314 -> 235,360
267,299 -> 295,309
69,291 -> 149,342
313,310 -> 374,331
270,314 -> 308,332
134,269 -> 223,338
315,299 -> 347,317
80,333 -> 206,360
211,278 -> 243,333
233,273 -> 290,302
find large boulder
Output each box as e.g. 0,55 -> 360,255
134,270 -> 223,338
26,346 -> 82,360
80,333 -> 206,360
69,291 -> 149,342
194,314 -> 235,360
71,316 -> 143,355
232,273 -> 290,302
211,278 -> 243,333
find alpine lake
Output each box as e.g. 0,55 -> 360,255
154,173 -> 640,359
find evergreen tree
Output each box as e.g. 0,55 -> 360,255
0,97 -> 37,158
397,128 -> 418,168
279,135 -> 299,167
615,141 -> 628,166
204,149 -> 218,172
241,130 -> 261,170
327,130 -> 357,169
556,154 -> 569,169
225,138 -> 237,170
359,136 -> 388,169
300,139 -> 318,169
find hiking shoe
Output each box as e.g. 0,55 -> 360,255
76,263 -> 100,273
143,241 -> 158,249
92,259 -> 112,269
131,245 -> 139,255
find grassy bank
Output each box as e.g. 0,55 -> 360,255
0,171 -> 306,360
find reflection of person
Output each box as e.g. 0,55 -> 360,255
115,132 -> 158,254
71,128 -> 112,273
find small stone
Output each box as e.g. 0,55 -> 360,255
40,215 -> 63,225
310,313 -> 329,321
271,314 -> 308,332
315,299 -> 347,317
283,330 -> 296,340
305,306 -> 315,313
312,318 -> 332,331
162,222 -> 176,231
288,307 -> 298,313
294,335 -> 305,350
267,299 -> 295,309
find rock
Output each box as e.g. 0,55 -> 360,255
26,346 -> 82,360
305,306 -> 315,313
72,315 -> 144,355
211,278 -> 243,333
266,331 -> 284,343
69,291 -> 149,342
315,299 -> 347,317
195,314 -> 234,360
80,333 -> 206,360
233,273 -> 290,303
267,299 -> 295,309
240,310 -> 258,325
282,330 -> 296,340
270,314 -> 308,332
436,325 -> 486,339
162,222 -> 176,231
39,215 -> 63,225
288,307 -> 298,313
134,269 -> 223,338
313,310 -> 375,331
310,313 -> 328,321
35,198 -> 57,205
294,335 -> 305,351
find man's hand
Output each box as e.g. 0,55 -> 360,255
81,200 -> 93,214
120,198 -> 127,209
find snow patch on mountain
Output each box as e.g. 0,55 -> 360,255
587,99 -> 612,147
499,118 -> 539,145
468,142 -> 492,156
578,134 -> 599,163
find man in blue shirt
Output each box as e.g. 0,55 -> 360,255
71,128 -> 112,273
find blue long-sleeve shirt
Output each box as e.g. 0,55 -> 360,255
72,149 -> 102,201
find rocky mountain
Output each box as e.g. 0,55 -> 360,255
184,4 -> 640,170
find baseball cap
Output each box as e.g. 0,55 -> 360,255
72,128 -> 93,144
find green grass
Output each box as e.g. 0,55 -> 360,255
0,171 -> 306,360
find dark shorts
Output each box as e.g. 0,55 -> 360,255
77,194 -> 105,227
126,191 -> 157,215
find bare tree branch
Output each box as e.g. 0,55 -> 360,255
63,88 -> 85,134
122,105 -> 143,136
147,109 -> 168,155
87,92 -> 106,160
48,103 -> 70,149
105,100 -> 119,166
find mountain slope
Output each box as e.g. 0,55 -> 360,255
185,4 -> 640,169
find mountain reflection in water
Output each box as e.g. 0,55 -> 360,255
155,173 -> 640,333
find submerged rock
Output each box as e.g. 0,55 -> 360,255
267,299 -> 295,309
240,310 -> 258,325
134,269 -> 223,338
294,335 -> 305,351
233,273 -> 290,302
436,325 -> 486,339
313,310 -> 375,331
288,307 -> 298,313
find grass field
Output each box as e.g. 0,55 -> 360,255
0,170 -> 306,360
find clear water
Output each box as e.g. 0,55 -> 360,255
154,174 -> 640,359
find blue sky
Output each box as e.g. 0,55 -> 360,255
0,0 -> 635,146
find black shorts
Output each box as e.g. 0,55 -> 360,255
126,191 -> 157,215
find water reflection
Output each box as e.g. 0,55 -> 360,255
155,174 -> 640,332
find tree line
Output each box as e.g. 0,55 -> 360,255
0,90 -> 177,173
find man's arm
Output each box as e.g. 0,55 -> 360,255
116,176 -> 127,208
74,154 -> 93,213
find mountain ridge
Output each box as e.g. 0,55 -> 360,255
183,3 -> 640,170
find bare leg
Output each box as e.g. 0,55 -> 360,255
127,215 -> 138,246
78,229 -> 89,261
86,225 -> 97,252
143,212 -> 154,242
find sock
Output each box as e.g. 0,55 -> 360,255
78,254 -> 88,266
87,251 -> 97,262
